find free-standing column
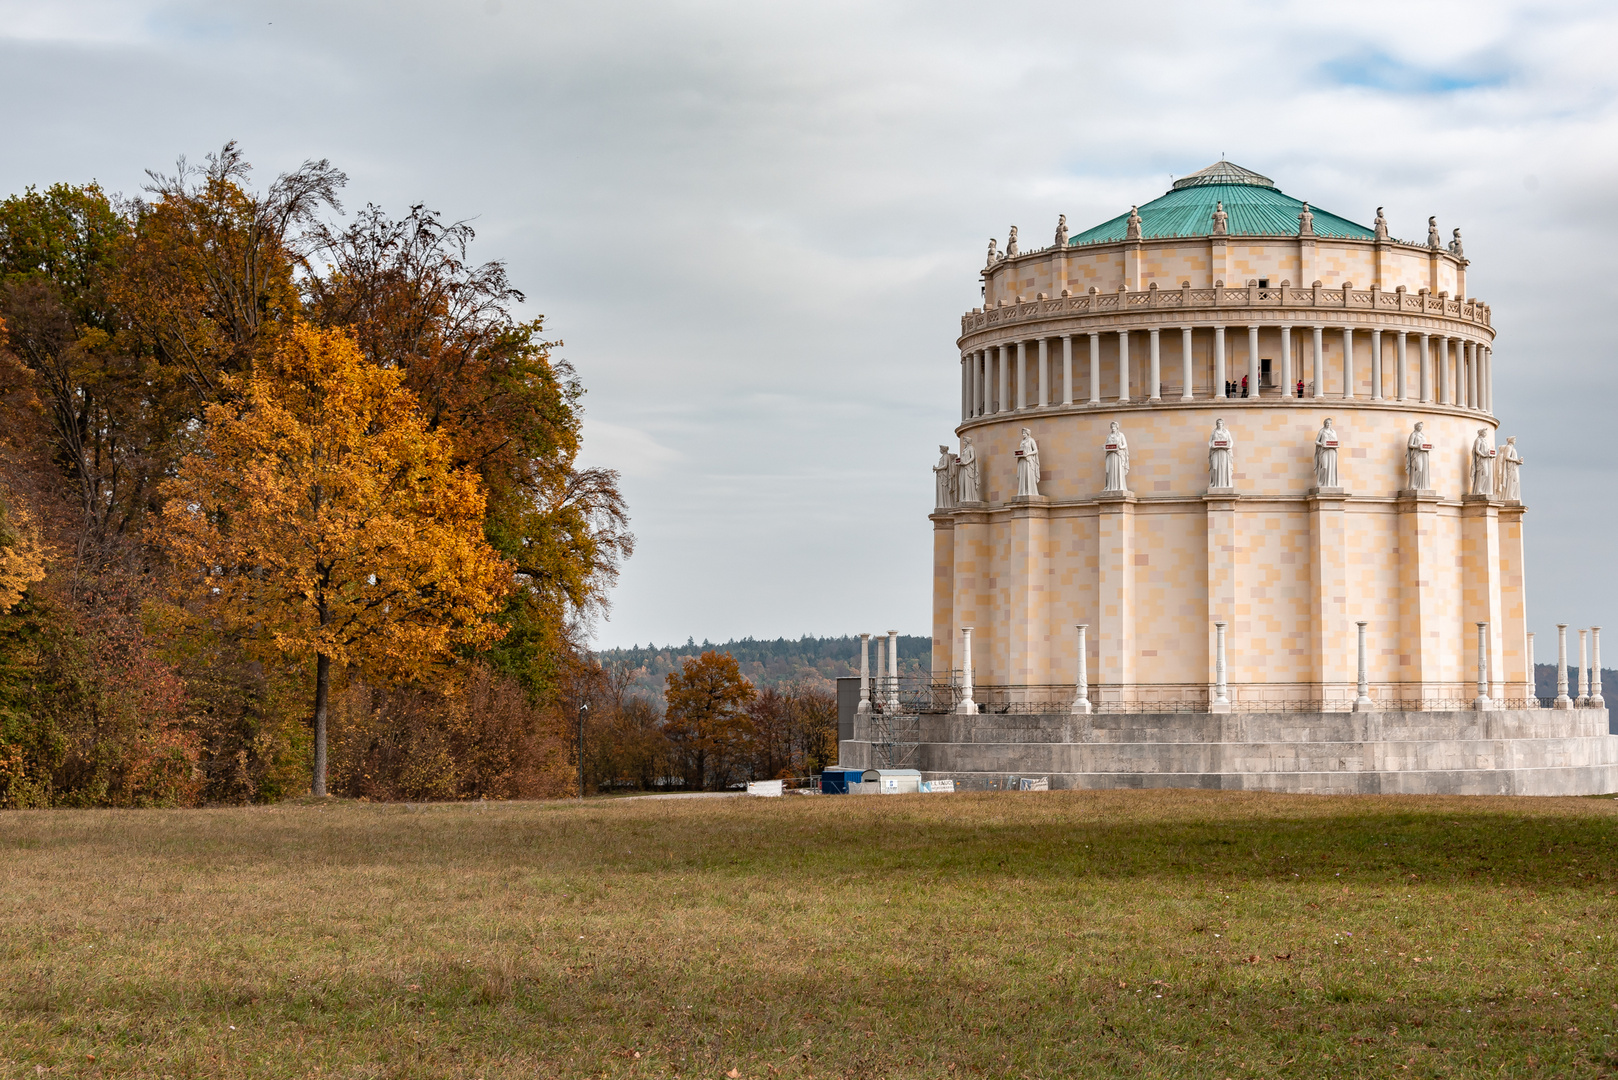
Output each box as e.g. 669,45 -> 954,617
1061,335 -> 1073,406
886,630 -> 899,710
1396,331 -> 1408,401
1555,624 -> 1572,709
976,351 -> 987,416
1181,326 -> 1194,400
1016,341 -> 1028,410
1418,333 -> 1431,402
1354,620 -> 1374,711
1469,342 -> 1481,410
1214,326 -> 1227,398
1247,325 -> 1259,396
1148,328 -> 1162,401
1475,622 -> 1492,710
1593,627 -> 1605,708
1071,624 -> 1091,714
956,626 -> 976,714
960,356 -> 969,421
1280,325 -> 1293,397
1311,325 -> 1325,397
1117,330 -> 1131,403
1578,629 -> 1589,706
1439,337 -> 1452,405
1370,329 -> 1383,400
1341,326 -> 1355,399
997,345 -> 1009,413
1485,347 -> 1494,413
1087,332 -> 1101,404
1527,632 -> 1536,706
857,632 -> 871,714
1037,337 -> 1049,408
1211,621 -> 1230,713
873,631 -> 886,708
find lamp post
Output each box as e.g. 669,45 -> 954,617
578,703 -> 588,801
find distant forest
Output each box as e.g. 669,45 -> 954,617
598,635 -> 931,703
1534,665 -> 1616,700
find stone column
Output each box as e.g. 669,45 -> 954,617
976,351 -> 986,416
1418,333 -> 1431,403
1280,325 -> 1293,397
1396,331 -> 1408,402
1037,337 -> 1049,408
1527,632 -> 1536,706
1214,326 -> 1226,398
998,344 -> 1009,414
873,631 -> 886,709
1370,329 -> 1383,400
1211,621 -> 1230,713
1485,346 -> 1494,413
886,630 -> 899,710
1071,624 -> 1091,714
960,355 -> 969,421
1354,620 -> 1374,711
1016,341 -> 1028,410
1117,330 -> 1131,403
1247,324 -> 1259,396
1469,342 -> 1480,410
1088,332 -> 1101,405
1439,337 -> 1451,405
857,632 -> 871,714
1342,326 -> 1355,399
1062,335 -> 1074,406
1149,328 -> 1162,401
1593,627 -> 1604,708
957,626 -> 976,714
1555,624 -> 1572,709
1181,326 -> 1194,400
1312,325 -> 1324,398
1475,622 -> 1492,710
1578,629 -> 1589,707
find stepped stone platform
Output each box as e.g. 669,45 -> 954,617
840,707 -> 1618,796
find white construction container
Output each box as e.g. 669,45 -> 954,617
867,769 -> 921,795
746,779 -> 784,797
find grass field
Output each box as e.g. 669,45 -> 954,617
4,790 -> 1618,1079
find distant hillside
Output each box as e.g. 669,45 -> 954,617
1534,664 -> 1618,700
597,635 -> 931,705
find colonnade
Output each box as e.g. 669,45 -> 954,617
959,325 -> 1493,420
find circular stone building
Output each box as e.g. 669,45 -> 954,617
843,161 -> 1617,794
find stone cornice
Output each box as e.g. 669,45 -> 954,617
981,233 -> 1466,278
954,396 -> 1500,433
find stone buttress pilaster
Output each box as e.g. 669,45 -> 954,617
1461,496 -> 1505,703
931,511 -> 956,676
1205,491 -> 1238,703
951,506 -> 991,685
1397,491 -> 1444,699
1096,492 -> 1137,703
1007,496 -> 1050,697
1497,501 -> 1530,701
1308,489 -> 1351,698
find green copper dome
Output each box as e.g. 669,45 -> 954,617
1069,161 -> 1374,244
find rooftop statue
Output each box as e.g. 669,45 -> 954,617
956,436 -> 980,503
1211,201 -> 1228,236
1054,214 -> 1068,247
1406,422 -> 1432,491
1496,436 -> 1522,502
1298,202 -> 1314,237
1015,428 -> 1041,497
1005,225 -> 1019,257
1103,422 -> 1130,492
1450,228 -> 1465,259
1428,216 -> 1441,249
985,237 -> 999,267
1374,206 -> 1389,241
1125,207 -> 1143,241
1313,418 -> 1339,489
1207,418 -> 1234,489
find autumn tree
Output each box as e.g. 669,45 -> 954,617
155,322 -> 509,795
663,651 -> 757,790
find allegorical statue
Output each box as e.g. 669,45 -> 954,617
1313,418 -> 1340,488
1124,206 -> 1143,241
985,237 -> 999,268
934,444 -> 957,509
1015,428 -> 1040,497
1005,225 -> 1019,257
1207,418 -> 1234,489
1405,421 -> 1432,491
1373,206 -> 1389,242
1211,200 -> 1228,236
1471,428 -> 1495,496
1427,216 -> 1441,248
1103,421 -> 1130,492
1054,214 -> 1068,247
956,436 -> 980,503
1297,201 -> 1314,237
1450,228 -> 1465,258
1496,436 -> 1522,502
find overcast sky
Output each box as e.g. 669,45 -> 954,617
2,0 -> 1615,652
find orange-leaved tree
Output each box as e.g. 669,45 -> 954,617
663,651 -> 757,790
155,321 -> 509,795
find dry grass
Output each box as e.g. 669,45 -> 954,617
3,789 -> 1618,1078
